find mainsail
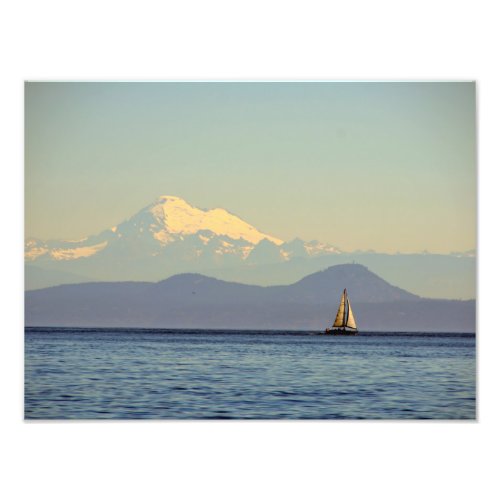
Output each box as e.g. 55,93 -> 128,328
332,291 -> 346,327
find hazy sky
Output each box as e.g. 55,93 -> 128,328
25,82 -> 476,253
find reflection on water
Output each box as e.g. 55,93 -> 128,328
25,328 -> 476,419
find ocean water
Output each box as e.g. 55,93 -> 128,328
24,328 -> 476,420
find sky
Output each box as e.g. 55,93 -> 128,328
25,82 -> 476,253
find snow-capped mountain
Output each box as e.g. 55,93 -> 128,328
25,195 -> 340,284
24,195 -> 476,299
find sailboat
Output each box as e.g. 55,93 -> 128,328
324,288 -> 358,335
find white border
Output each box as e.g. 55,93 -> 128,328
3,1 -> 499,499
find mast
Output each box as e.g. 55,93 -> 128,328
344,289 -> 349,326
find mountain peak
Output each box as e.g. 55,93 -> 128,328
147,195 -> 283,245
155,194 -> 185,205
158,194 -> 181,201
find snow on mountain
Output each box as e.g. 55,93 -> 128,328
24,237 -> 108,261
304,240 -> 340,256
149,195 -> 282,245
280,238 -> 341,259
25,239 -> 49,260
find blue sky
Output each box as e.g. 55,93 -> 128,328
25,82 -> 476,253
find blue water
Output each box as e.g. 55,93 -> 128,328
24,328 -> 476,419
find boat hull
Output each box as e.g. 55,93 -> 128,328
323,329 -> 358,336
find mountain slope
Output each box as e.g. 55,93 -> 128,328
25,264 -> 475,331
25,195 -> 285,264
147,195 -> 282,245
24,195 -> 340,288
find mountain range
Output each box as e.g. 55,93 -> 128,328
25,264 -> 475,332
25,195 -> 476,299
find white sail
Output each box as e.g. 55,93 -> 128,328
332,290 -> 346,327
345,297 -> 357,329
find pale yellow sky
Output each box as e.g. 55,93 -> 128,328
25,82 -> 476,253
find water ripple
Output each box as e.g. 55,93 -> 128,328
25,328 -> 476,419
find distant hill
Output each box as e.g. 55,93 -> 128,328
201,251 -> 476,300
25,264 -> 475,332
